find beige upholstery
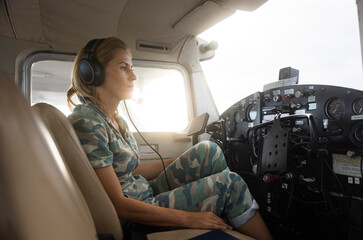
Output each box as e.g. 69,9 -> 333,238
0,72 -> 98,240
32,103 -> 123,240
32,102 -> 254,240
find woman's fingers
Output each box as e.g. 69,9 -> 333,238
185,211 -> 232,230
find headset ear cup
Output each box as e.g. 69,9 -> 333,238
78,38 -> 105,86
78,58 -> 104,86
93,59 -> 105,86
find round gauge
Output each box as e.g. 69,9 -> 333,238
354,124 -> 363,143
325,97 -> 345,120
353,98 -> 363,115
247,105 -> 258,121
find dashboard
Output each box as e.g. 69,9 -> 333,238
207,84 -> 363,239
221,85 -> 363,150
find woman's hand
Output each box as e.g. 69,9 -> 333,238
182,211 -> 232,231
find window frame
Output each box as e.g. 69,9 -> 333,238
22,51 -> 76,101
23,51 -> 193,133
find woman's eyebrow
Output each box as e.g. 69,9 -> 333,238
118,62 -> 133,67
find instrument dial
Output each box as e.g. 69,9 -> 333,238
353,98 -> 363,115
247,105 -> 258,122
325,97 -> 345,120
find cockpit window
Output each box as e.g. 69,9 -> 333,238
31,60 -> 77,115
30,59 -> 190,132
199,0 -> 363,114
118,66 -> 190,132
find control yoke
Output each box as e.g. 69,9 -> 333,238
249,114 -> 318,178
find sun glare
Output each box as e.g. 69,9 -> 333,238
199,0 -> 363,114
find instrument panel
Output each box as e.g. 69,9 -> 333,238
209,84 -> 363,239
220,85 -> 363,150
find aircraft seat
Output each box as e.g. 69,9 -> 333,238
32,103 -> 123,240
0,71 -> 98,240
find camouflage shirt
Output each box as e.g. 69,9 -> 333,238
68,97 -> 153,200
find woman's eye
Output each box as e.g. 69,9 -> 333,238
120,65 -> 134,72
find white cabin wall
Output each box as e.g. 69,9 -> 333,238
178,36 -> 220,123
0,36 -> 49,85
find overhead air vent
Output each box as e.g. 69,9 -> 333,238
136,40 -> 171,54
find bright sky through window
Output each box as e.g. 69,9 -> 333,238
121,67 -> 189,132
199,0 -> 363,114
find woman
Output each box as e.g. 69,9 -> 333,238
67,37 -> 272,240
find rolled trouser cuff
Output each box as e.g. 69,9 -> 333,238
228,199 -> 259,228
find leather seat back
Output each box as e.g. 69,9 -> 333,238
32,103 -> 123,240
0,72 -> 98,240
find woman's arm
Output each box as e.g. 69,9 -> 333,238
133,156 -> 177,180
95,166 -> 232,230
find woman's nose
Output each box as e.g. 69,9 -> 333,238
130,70 -> 137,81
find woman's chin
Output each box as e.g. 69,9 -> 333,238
122,95 -> 133,101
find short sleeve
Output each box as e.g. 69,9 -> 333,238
69,114 -> 113,168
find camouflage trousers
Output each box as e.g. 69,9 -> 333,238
146,141 -> 258,228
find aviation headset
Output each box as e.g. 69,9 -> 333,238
78,38 -> 105,86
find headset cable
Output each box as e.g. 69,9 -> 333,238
123,101 -> 172,191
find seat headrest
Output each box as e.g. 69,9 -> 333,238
32,103 -> 123,240
0,72 -> 98,240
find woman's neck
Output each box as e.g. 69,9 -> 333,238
98,92 -> 120,121
103,104 -> 119,121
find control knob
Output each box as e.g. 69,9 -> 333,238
295,91 -> 304,98
272,95 -> 281,102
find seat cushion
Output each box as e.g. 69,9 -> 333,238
147,229 -> 255,240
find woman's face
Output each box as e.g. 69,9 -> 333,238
100,48 -> 137,101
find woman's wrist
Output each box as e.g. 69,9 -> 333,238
169,209 -> 190,228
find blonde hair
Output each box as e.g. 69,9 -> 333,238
67,37 -> 131,111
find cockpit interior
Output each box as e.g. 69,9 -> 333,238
205,70 -> 363,239
1,0 -> 363,239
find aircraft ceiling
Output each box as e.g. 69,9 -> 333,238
0,0 -> 267,61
